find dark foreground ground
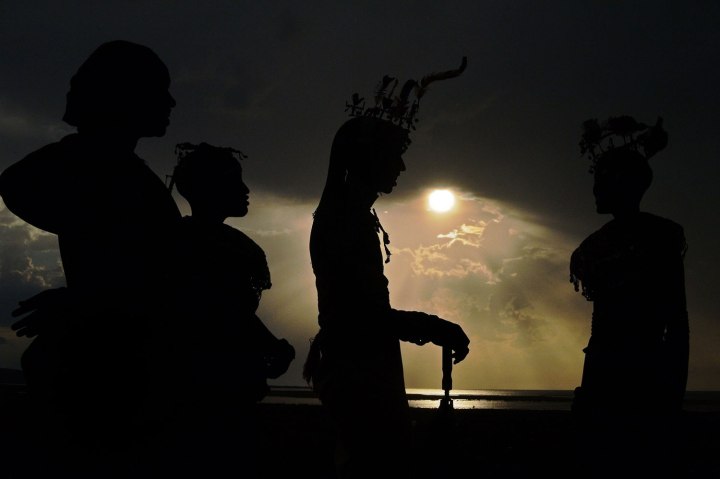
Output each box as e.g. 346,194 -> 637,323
3,383 -> 719,478
253,403 -> 720,478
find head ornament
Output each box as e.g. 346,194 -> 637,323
167,142 -> 247,193
579,115 -> 668,174
344,57 -> 468,134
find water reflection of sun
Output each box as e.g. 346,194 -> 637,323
428,189 -> 455,213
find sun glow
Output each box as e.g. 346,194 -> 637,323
428,189 -> 455,213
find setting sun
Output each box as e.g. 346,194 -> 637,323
428,189 -> 455,213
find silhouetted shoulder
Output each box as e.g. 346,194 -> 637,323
0,136 -> 79,233
2,133 -> 180,239
179,217 -> 268,266
576,212 -> 685,254
177,217 -> 271,298
638,212 -> 686,250
571,212 -> 686,300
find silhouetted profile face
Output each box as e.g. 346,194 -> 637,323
209,161 -> 250,218
333,116 -> 409,195
372,147 -> 406,194
63,40 -> 176,138
592,148 -> 652,215
174,144 -> 250,218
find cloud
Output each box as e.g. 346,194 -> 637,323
0,202 -> 64,326
379,192 -> 591,388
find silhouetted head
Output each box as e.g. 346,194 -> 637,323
592,146 -> 653,215
173,142 -> 249,220
330,116 -> 409,195
63,40 -> 176,137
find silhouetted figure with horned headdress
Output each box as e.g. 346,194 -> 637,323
140,142 -> 296,478
303,58 -> 471,479
570,116 -> 689,477
0,40 -> 180,477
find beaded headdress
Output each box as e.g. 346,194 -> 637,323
579,115 -> 668,174
344,57 -> 468,136
166,142 -> 247,193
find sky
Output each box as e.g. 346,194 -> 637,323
0,1 -> 718,391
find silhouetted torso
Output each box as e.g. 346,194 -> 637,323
309,190 -> 412,479
174,216 -> 271,401
1,131 -> 180,371
0,133 -> 182,478
310,194 -> 407,399
133,216 -> 274,479
571,212 -> 688,412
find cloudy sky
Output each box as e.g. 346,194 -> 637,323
1,1 -> 718,391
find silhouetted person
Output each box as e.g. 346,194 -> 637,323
570,116 -> 689,477
302,114 -> 470,479
0,40 -> 180,478
140,142 -> 296,478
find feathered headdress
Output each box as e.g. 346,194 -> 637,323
344,56 -> 468,132
579,115 -> 668,174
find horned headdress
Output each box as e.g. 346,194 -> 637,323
345,56 -> 468,133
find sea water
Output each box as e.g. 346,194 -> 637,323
263,387 -> 720,412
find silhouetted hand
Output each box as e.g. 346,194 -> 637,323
265,338 -> 296,379
10,287 -> 70,338
426,316 -> 470,364
397,311 -> 470,364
